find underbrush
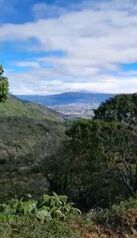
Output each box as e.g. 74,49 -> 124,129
0,192 -> 81,223
0,193 -> 81,238
88,196 -> 137,233
1,194 -> 137,238
0,217 -> 81,238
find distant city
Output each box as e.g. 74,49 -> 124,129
17,92 -> 113,119
51,103 -> 96,119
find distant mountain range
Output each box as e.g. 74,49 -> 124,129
17,92 -> 113,106
17,92 -> 114,118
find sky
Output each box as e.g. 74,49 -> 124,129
1,0 -> 137,95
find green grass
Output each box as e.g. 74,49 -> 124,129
0,218 -> 81,238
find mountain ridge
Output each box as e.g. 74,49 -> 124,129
17,92 -> 114,118
17,92 -> 114,106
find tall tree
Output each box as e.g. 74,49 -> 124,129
0,65 -> 9,102
43,119 -> 126,209
99,122 -> 137,196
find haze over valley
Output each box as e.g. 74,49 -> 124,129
18,92 -> 113,118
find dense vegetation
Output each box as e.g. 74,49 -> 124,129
0,95 -> 65,200
0,65 -> 9,102
0,193 -> 137,237
43,93 -> 137,210
1,66 -> 137,237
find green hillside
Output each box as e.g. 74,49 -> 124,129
0,94 -> 137,238
0,95 -> 63,122
0,95 -> 65,200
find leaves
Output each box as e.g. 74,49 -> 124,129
0,65 -> 9,102
94,93 -> 137,125
36,210 -> 52,223
0,193 -> 80,223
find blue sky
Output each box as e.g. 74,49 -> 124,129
1,0 -> 137,95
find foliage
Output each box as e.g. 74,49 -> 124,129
0,65 -> 9,102
0,95 -> 65,200
43,119 -> 127,209
63,119 -> 137,206
88,196 -> 137,232
0,196 -> 136,238
0,194 -> 81,238
1,90 -> 137,236
94,93 -> 137,125
0,193 -> 81,223
0,217 -> 80,238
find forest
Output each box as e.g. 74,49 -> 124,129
0,65 -> 137,237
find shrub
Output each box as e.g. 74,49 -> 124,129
0,193 -> 81,223
88,197 -> 137,232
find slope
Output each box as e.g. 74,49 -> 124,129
0,95 -> 65,200
0,95 -> 63,122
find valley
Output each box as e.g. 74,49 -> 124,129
18,92 -> 113,118
1,0 -> 137,236
0,91 -> 137,237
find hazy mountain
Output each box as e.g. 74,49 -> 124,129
17,92 -> 113,106
17,92 -> 114,118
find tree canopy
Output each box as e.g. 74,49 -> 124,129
94,94 -> 137,125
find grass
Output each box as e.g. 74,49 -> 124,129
0,218 -> 80,238
0,215 -> 136,238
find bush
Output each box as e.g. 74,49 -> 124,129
88,197 -> 137,232
0,193 -> 81,223
0,193 -> 81,238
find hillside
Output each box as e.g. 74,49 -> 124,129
0,93 -> 137,238
0,95 -> 65,200
0,95 -> 63,122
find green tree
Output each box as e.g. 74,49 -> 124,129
43,119 -> 125,209
65,119 -> 129,208
94,94 -> 137,125
93,93 -> 137,196
99,122 -> 137,196
0,65 -> 9,102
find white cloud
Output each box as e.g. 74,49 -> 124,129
1,0 -> 137,94
8,67 -> 137,95
32,3 -> 66,19
16,61 -> 40,68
